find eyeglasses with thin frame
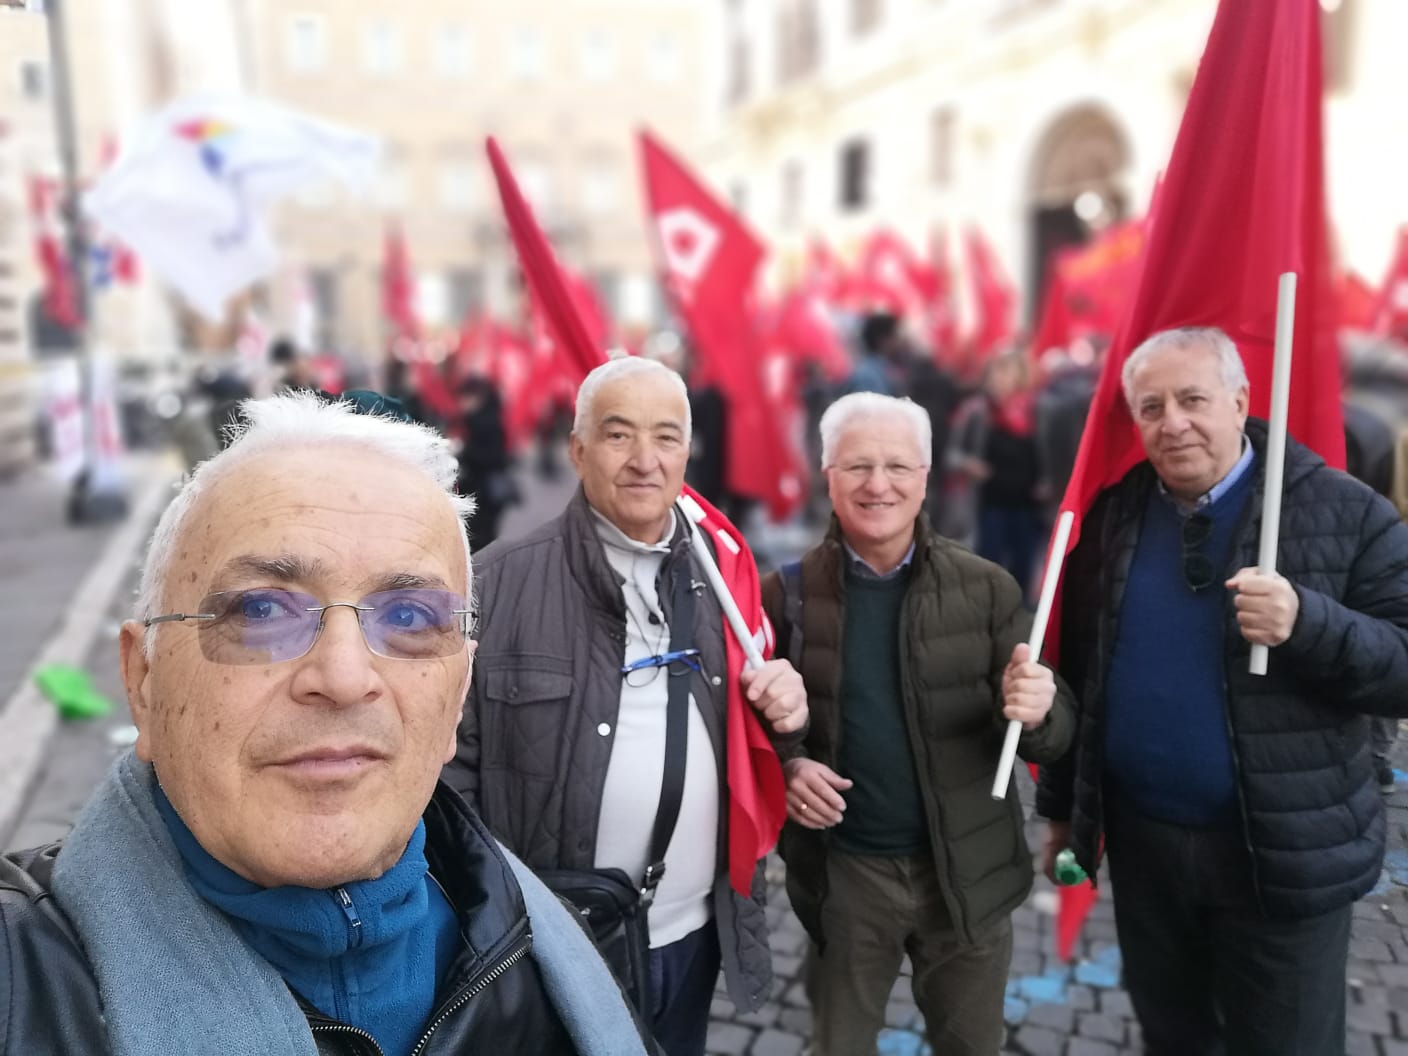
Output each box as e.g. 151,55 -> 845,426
1181,513 -> 1215,592
832,462 -> 923,482
619,648 -> 703,687
143,588 -> 476,665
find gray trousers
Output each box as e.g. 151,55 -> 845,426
804,849 -> 1012,1056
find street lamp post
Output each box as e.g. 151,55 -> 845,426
44,0 -> 128,522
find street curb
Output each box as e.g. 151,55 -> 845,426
0,459 -> 177,843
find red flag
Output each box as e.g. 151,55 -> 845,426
1050,0 -> 1341,963
803,238 -> 848,303
683,486 -> 787,896
769,289 -> 850,383
854,228 -> 928,318
1031,221 -> 1146,359
1337,271 -> 1378,333
28,176 -> 80,329
381,223 -> 456,421
965,227 -> 1018,361
485,137 -> 604,384
638,129 -> 805,521
1371,226 -> 1408,341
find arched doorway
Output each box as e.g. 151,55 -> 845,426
1026,105 -> 1131,323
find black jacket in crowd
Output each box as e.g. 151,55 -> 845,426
1037,419 -> 1408,918
0,784 -> 616,1055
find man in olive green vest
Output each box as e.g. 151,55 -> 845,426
761,391 -> 1076,1056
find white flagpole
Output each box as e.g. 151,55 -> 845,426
676,494 -> 765,671
1250,272 -> 1298,676
992,510 -> 1075,801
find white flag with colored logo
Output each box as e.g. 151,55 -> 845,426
84,95 -> 379,322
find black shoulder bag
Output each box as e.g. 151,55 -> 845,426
537,559 -> 695,1016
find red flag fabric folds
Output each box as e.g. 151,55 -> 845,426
684,486 -> 788,896
381,224 -> 456,422
965,227 -> 1018,362
638,129 -> 805,522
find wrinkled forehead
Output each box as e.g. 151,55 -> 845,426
589,374 -> 689,429
833,417 -> 925,464
174,447 -> 466,596
1132,342 -> 1230,394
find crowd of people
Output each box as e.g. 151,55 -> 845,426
4,318 -> 1408,1056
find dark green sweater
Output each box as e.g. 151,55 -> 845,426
833,566 -> 929,856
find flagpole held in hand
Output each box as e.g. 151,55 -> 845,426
1250,272 -> 1298,676
676,493 -> 765,671
991,510 -> 1075,801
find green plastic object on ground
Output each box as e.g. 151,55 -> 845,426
1053,848 -> 1088,886
34,664 -> 114,720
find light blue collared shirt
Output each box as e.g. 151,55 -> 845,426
842,539 -> 916,581
1157,435 -> 1255,511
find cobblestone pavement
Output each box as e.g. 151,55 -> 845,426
5,463 -> 1408,1053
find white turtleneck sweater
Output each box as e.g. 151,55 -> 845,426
590,508 -> 719,949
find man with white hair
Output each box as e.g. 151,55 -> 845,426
445,355 -> 808,1056
0,391 -> 652,1056
1039,326 -> 1408,1054
759,391 -> 1075,1056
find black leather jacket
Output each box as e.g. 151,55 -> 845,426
0,784 -> 619,1055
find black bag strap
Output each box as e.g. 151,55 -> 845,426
642,556 -> 695,902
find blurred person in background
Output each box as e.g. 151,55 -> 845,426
1344,396 -> 1402,792
948,352 -> 1043,591
1033,342 -> 1100,523
453,375 -> 513,551
270,336 -> 316,392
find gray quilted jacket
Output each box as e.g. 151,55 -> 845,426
443,487 -> 787,1012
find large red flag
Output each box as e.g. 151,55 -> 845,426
1371,226 -> 1408,341
965,227 -> 1018,362
485,137 -> 606,385
1049,0 -> 1341,963
486,136 -> 788,894
638,129 -> 805,522
1337,271 -> 1378,333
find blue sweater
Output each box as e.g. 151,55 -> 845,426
1103,461 -> 1255,826
155,786 -> 459,1056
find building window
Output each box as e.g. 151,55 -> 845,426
511,28 -> 545,80
648,31 -> 680,82
839,138 -> 870,211
363,19 -> 403,76
376,156 -> 410,210
930,105 -> 956,187
308,268 -> 338,347
438,160 -> 475,212
850,0 -> 882,36
726,35 -> 750,105
1322,0 -> 1356,93
780,160 -> 803,228
447,268 -> 484,322
17,59 -> 45,101
778,0 -> 820,83
582,165 -> 618,216
580,29 -> 614,81
435,23 -> 473,78
286,14 -> 326,73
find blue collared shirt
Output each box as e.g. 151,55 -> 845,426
1157,434 -> 1255,511
842,539 -> 916,581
